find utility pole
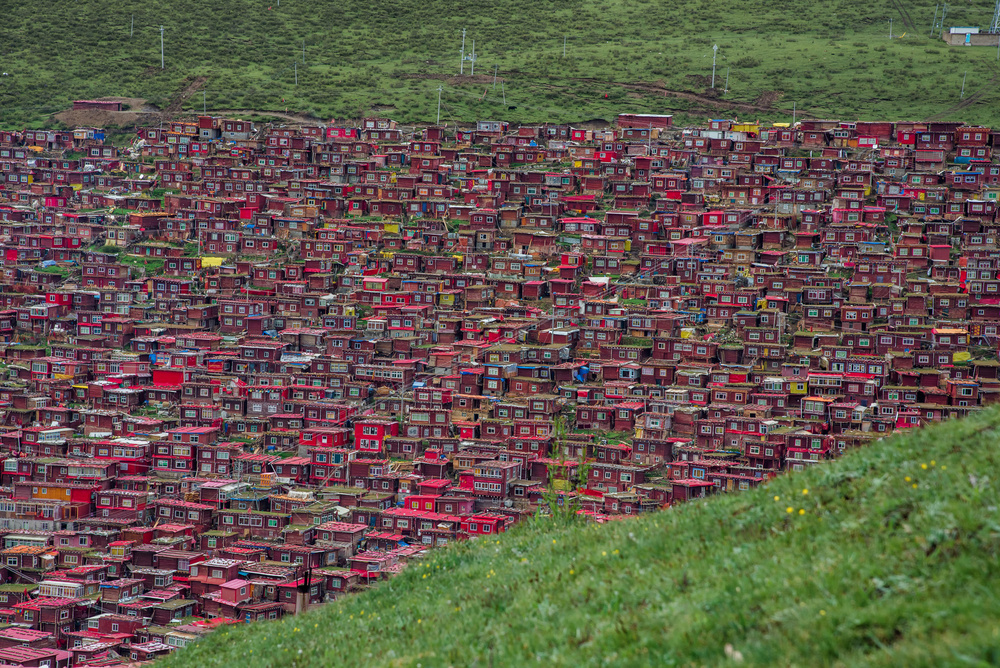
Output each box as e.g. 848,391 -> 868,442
493,64 -> 498,89
295,62 -> 297,85
889,18 -> 893,39
930,4 -> 938,36
160,26 -> 165,69
131,14 -> 134,38
470,39 -> 476,76
961,71 -> 967,99
792,101 -> 796,125
711,44 -> 718,88
437,85 -> 442,124
460,28 -> 466,74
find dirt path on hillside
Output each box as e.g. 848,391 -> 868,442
925,80 -> 996,121
51,77 -> 208,128
54,70 -> 808,130
581,78 -> 797,115
888,0 -> 917,32
164,76 -> 209,114
412,70 -> 810,116
534,73 -> 804,115
925,63 -> 1000,121
211,109 -> 322,124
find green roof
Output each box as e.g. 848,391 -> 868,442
155,598 -> 197,610
0,584 -> 37,592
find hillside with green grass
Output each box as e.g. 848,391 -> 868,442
4,0 -> 1000,129
166,407 -> 1000,667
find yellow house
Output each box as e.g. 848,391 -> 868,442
31,486 -> 74,502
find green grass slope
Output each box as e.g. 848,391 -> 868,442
4,0 -> 1000,128
168,407 -> 1000,667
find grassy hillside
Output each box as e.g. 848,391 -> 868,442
167,408 -> 1000,667
3,0 -> 1000,128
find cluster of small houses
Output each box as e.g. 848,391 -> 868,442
0,108 -> 993,664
